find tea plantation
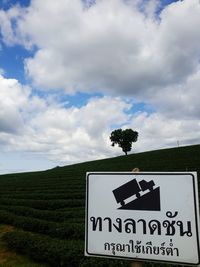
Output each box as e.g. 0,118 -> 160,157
0,144 -> 200,267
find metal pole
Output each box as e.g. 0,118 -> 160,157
130,261 -> 143,267
131,168 -> 143,267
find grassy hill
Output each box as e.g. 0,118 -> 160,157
0,144 -> 199,267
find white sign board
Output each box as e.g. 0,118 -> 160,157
85,172 -> 200,265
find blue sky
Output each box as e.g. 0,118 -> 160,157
0,0 -> 200,174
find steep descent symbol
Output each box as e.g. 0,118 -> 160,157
112,178 -> 160,211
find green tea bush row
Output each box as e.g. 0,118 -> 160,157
2,230 -> 190,267
0,181 -> 84,189
0,186 -> 85,194
0,189 -> 81,196
0,192 -> 85,200
55,206 -> 84,212
2,230 -> 129,267
2,230 -> 84,267
0,205 -> 84,222
0,198 -> 84,210
0,210 -> 84,239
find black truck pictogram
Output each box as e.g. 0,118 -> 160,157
112,178 -> 155,207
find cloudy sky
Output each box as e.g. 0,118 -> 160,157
0,0 -> 200,174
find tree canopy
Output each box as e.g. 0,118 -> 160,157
110,128 -> 138,155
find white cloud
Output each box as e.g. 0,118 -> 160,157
128,112 -> 200,152
0,5 -> 24,45
0,75 -> 28,133
1,0 -> 200,120
0,75 -> 131,163
147,69 -> 200,119
1,0 -> 199,97
23,96 -> 131,162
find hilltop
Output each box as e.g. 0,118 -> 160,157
1,144 -> 200,179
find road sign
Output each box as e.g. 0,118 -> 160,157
85,172 -> 200,265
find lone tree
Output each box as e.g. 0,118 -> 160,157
110,128 -> 138,155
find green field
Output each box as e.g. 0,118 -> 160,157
0,144 -> 200,267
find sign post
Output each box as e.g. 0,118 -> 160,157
85,172 -> 200,265
131,168 -> 143,267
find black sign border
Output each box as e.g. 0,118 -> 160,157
85,172 -> 200,265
